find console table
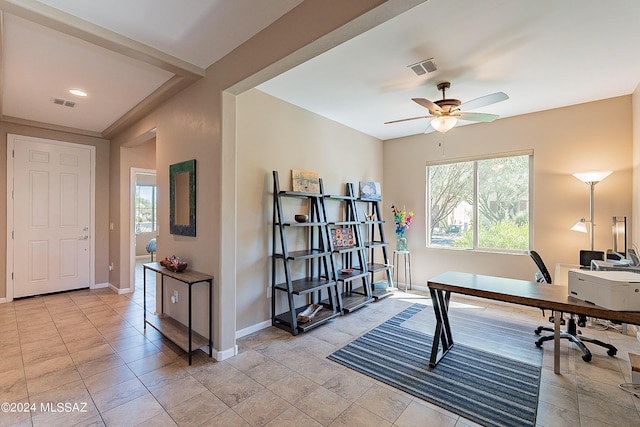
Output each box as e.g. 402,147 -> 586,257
143,262 -> 213,365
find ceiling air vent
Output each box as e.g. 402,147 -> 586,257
408,58 -> 437,76
51,97 -> 77,108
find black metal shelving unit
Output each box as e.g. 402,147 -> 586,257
271,170 -> 341,335
324,183 -> 372,313
359,198 -> 394,299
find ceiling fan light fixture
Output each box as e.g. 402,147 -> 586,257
431,115 -> 457,133
69,89 -> 87,97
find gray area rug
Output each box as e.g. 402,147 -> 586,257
328,304 -> 542,427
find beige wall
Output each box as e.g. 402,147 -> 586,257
108,0 -> 419,357
236,88 -> 383,331
383,96 -> 633,285
0,122 -> 110,299
632,84 -> 640,253
110,76 -> 217,341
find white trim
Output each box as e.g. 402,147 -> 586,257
109,283 -> 131,294
6,134 -> 95,302
236,320 -> 271,339
214,344 -> 238,361
91,282 -> 109,289
130,167 -> 156,294
0,298 -> 7,304
6,138 -> 14,302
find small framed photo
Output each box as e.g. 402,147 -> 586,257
331,227 -> 354,249
359,181 -> 381,200
292,169 -> 320,193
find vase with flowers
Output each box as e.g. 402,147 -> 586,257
391,205 -> 413,251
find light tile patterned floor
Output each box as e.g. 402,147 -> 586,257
1,276 -> 639,426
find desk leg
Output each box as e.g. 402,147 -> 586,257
143,267 -> 147,329
553,310 -> 561,374
429,288 -> 453,368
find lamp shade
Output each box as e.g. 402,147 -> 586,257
431,116 -> 458,133
572,170 -> 612,184
571,218 -> 588,233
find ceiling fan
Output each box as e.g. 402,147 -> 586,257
385,82 -> 509,133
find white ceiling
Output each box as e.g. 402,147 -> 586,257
0,0 -> 303,136
1,0 -> 639,140
259,0 -> 640,140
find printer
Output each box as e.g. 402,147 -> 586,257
568,269 -> 640,311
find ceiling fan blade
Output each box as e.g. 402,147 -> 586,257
412,98 -> 442,114
458,112 -> 499,122
459,92 -> 509,111
384,115 -> 433,124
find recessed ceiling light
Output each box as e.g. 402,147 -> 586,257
69,89 -> 87,97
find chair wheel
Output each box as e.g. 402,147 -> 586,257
534,329 -> 541,336
535,341 -> 542,348
582,354 -> 592,362
607,348 -> 617,357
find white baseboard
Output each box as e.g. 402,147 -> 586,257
214,344 -> 238,361
0,297 -> 6,304
108,283 -> 132,294
236,320 -> 271,339
91,282 -> 109,290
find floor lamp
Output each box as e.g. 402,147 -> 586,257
570,170 -> 612,250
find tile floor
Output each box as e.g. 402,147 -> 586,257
1,275 -> 640,426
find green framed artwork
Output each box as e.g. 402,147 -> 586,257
170,159 -> 196,236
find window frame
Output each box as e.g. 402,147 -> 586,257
134,184 -> 157,234
426,150 -> 533,254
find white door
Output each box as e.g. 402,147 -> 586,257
10,135 -> 93,298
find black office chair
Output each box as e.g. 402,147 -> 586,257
529,250 -> 617,362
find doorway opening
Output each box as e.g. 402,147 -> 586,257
130,168 -> 156,294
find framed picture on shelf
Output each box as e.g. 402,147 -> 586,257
359,181 -> 381,200
330,227 -> 355,249
292,169 -> 320,193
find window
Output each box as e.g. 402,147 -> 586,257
427,152 -> 531,252
135,184 -> 157,233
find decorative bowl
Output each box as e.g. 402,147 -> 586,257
294,214 -> 308,223
165,262 -> 187,273
340,268 -> 354,275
